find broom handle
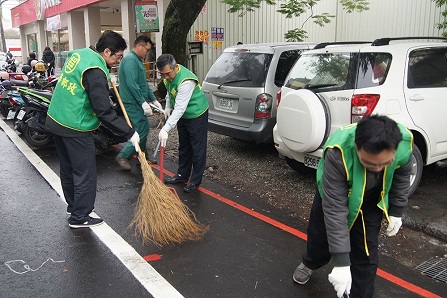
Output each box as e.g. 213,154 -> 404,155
111,82 -> 141,154
160,146 -> 165,182
111,82 -> 133,128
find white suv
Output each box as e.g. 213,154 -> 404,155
273,37 -> 447,196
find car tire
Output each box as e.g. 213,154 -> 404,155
408,144 -> 423,198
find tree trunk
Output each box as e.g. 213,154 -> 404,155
161,0 -> 207,67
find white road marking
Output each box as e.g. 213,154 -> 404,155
0,119 -> 183,298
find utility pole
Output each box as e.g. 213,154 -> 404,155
0,0 -> 9,53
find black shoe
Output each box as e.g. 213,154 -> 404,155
183,183 -> 198,193
165,175 -> 188,184
68,217 -> 104,229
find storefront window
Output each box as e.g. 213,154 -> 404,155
27,34 -> 38,55
51,29 -> 69,68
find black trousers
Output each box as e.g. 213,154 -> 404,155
302,190 -> 383,298
53,134 -> 97,222
176,110 -> 208,186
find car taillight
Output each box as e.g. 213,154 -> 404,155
276,90 -> 282,106
254,93 -> 273,119
351,94 -> 380,123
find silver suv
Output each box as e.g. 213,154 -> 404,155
273,37 -> 447,196
202,42 -> 315,143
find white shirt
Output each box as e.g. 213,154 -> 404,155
162,80 -> 196,132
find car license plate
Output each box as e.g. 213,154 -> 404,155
16,109 -> 26,120
219,98 -> 233,110
304,154 -> 320,169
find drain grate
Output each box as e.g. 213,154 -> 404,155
415,255 -> 447,283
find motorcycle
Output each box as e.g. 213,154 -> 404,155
15,86 -> 53,147
0,80 -> 24,118
15,85 -> 129,151
4,56 -> 17,73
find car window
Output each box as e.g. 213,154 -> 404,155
356,53 -> 392,88
204,52 -> 272,87
284,53 -> 352,91
407,48 -> 447,88
274,50 -> 301,87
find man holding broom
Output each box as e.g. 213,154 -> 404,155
46,30 -> 140,228
156,54 -> 209,193
115,35 -> 162,170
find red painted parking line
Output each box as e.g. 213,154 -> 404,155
377,269 -> 441,298
150,164 -> 440,297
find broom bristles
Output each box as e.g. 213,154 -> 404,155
130,151 -> 208,246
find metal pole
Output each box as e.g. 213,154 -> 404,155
0,0 -> 7,53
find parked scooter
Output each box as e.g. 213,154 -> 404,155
15,85 -> 130,151
0,80 -> 23,118
15,86 -> 53,147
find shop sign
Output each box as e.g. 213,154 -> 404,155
35,0 -> 45,20
47,14 -> 61,30
135,1 -> 159,32
211,28 -> 224,41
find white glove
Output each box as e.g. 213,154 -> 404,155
386,216 -> 402,236
151,100 -> 163,112
164,107 -> 172,120
158,129 -> 168,147
328,266 -> 352,298
141,101 -> 153,116
129,132 -> 140,152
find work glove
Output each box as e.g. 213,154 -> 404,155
158,129 -> 168,147
164,107 -> 172,120
151,100 -> 163,112
328,266 -> 352,298
141,101 -> 153,116
129,132 -> 140,152
386,216 -> 402,236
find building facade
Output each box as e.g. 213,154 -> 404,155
11,0 -> 447,81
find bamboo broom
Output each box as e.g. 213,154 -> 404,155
111,82 -> 208,246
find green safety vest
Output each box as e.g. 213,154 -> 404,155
163,64 -> 208,119
316,122 -> 413,229
48,47 -> 110,131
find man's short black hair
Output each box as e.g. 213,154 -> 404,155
134,35 -> 154,47
355,115 -> 403,154
96,30 -> 127,54
156,53 -> 176,70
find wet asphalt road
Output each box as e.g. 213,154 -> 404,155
1,118 -> 446,298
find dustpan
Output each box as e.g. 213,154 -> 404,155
159,145 -> 181,199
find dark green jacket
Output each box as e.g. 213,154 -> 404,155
118,50 -> 156,105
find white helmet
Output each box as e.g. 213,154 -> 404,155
30,59 -> 38,68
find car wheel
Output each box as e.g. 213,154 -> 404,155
408,144 -> 423,197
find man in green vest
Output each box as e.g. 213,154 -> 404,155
292,115 -> 413,297
46,30 -> 140,228
156,54 -> 209,193
115,35 -> 162,170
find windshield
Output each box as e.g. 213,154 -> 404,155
284,52 -> 392,91
204,52 -> 272,87
284,53 -> 352,91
